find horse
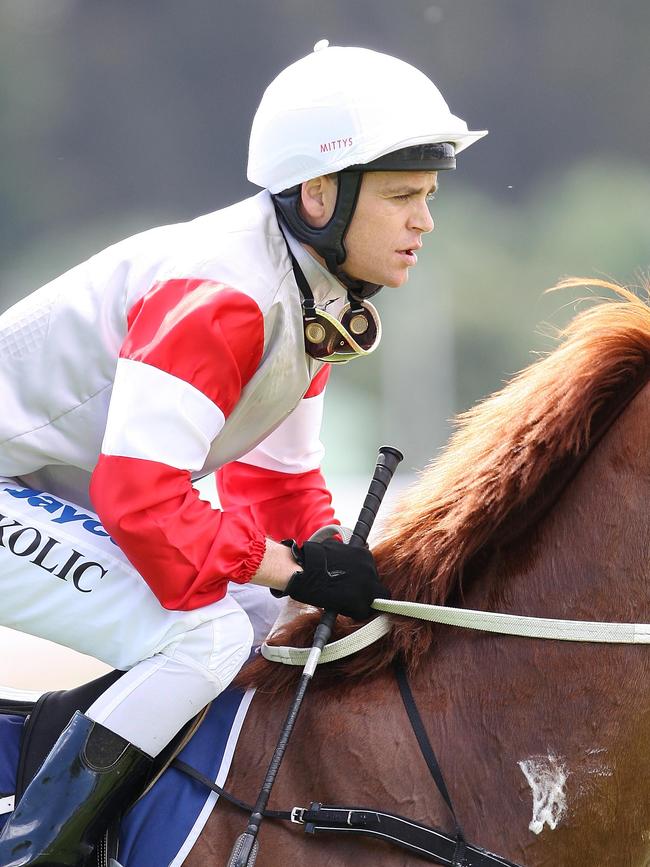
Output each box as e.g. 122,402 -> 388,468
183,279 -> 650,867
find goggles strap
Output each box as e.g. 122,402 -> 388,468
280,223 -> 380,362
279,220 -> 344,319
283,232 -> 366,321
285,244 -> 318,322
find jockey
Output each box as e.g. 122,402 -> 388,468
0,40 -> 486,865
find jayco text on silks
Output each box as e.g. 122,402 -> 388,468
3,486 -> 116,543
0,513 -> 109,592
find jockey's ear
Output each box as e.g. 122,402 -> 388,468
299,175 -> 338,228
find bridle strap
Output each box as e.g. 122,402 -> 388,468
172,758 -> 523,866
172,758 -> 291,820
394,660 -> 465,842
394,660 -> 466,849
172,667 -> 524,866
176,669 -> 451,822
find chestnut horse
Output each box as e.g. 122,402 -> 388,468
186,281 -> 650,867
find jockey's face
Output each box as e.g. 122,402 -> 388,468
301,170 -> 437,288
345,171 -> 437,287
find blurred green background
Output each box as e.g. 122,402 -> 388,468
2,0 -> 649,484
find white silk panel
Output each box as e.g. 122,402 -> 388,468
238,391 -> 326,474
101,358 -> 225,470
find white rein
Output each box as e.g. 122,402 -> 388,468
262,523 -> 650,666
261,598 -> 650,666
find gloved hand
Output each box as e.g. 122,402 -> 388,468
277,538 -> 391,621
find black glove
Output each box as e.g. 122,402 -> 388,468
278,538 -> 391,621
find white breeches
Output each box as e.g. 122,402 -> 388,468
0,479 -> 282,756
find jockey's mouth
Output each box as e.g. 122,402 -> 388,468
397,243 -> 422,265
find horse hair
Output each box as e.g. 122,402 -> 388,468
237,279 -> 650,694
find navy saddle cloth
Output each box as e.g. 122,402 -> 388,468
0,672 -> 252,866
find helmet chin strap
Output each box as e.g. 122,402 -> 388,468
333,264 -> 383,303
272,171 -> 383,300
272,143 -> 458,301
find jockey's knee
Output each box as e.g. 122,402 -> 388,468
160,604 -> 255,697
84,604 -> 254,756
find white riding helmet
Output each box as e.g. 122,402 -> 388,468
249,40 -> 487,308
248,40 -> 486,193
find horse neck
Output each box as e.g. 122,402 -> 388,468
467,381 -> 650,625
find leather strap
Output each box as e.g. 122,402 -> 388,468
394,660 -> 465,845
172,759 -> 291,821
302,803 -> 523,866
172,759 -> 523,866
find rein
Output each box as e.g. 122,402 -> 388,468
261,599 -> 650,666
263,370 -> 650,667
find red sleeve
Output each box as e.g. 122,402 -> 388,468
91,458 -> 266,609
216,364 -> 338,544
90,278 -> 267,611
216,462 -> 338,545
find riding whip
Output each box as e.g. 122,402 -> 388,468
226,445 -> 404,867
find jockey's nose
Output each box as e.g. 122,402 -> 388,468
410,200 -> 434,234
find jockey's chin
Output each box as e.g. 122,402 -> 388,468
345,254 -> 416,289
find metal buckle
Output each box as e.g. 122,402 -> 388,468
291,806 -> 306,824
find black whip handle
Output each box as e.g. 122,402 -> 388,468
315,446 -> 404,646
349,446 -> 404,548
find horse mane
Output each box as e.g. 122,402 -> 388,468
238,279 -> 650,694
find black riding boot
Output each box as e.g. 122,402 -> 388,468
0,711 -> 152,866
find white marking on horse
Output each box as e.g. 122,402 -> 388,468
518,754 -> 568,834
583,746 -> 612,777
586,764 -> 613,778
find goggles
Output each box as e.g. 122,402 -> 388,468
303,300 -> 382,364
283,225 -> 382,364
